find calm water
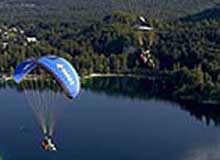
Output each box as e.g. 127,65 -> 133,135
0,82 -> 220,160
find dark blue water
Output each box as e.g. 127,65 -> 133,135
0,86 -> 220,160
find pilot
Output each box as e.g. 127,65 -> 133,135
42,136 -> 57,152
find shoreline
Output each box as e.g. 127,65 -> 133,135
82,73 -> 151,79
1,73 -> 220,105
0,75 -> 12,81
0,73 -> 153,82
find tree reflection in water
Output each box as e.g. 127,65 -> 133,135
82,77 -> 220,128
1,77 -> 220,128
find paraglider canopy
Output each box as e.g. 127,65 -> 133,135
13,55 -> 80,99
135,16 -> 153,31
139,16 -> 147,24
135,25 -> 153,31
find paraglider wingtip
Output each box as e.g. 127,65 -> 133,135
65,94 -> 73,100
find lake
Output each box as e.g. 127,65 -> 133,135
0,78 -> 220,160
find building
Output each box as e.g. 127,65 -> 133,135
26,37 -> 38,43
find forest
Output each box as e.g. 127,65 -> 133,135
0,0 -> 220,104
0,0 -> 219,24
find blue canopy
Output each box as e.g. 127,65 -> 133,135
13,55 -> 80,98
13,58 -> 37,83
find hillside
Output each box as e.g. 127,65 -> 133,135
180,5 -> 220,22
0,0 -> 219,25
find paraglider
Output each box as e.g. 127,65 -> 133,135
134,16 -> 156,68
13,55 -> 80,151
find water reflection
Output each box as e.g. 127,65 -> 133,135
82,77 -> 220,128
82,77 -> 169,100
182,140 -> 220,160
179,101 -> 220,127
1,77 -> 220,129
0,78 -> 220,160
